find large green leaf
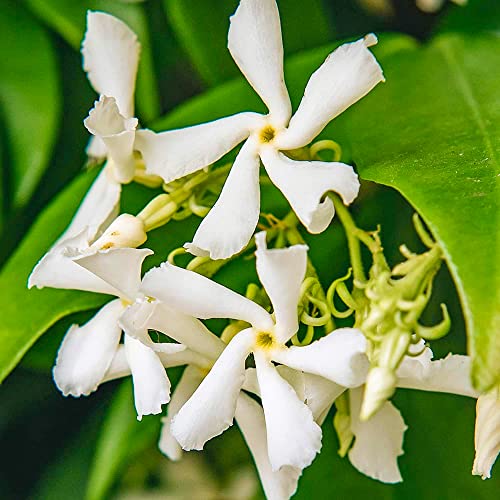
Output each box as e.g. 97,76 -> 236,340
0,1 -> 60,208
24,0 -> 160,122
0,171 -> 106,384
163,0 -> 333,86
334,33 -> 500,390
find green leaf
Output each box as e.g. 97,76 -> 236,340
436,0 -> 500,35
24,0 -> 160,122
0,1 -> 61,207
163,0 -> 333,86
335,33 -> 500,391
0,170 -> 106,384
86,381 -> 160,500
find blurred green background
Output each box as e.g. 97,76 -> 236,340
0,0 -> 498,498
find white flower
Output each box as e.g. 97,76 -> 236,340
34,244 -> 216,421
135,0 -> 384,260
303,346 -> 481,483
42,11 -> 144,263
121,299 -> 303,500
135,231 -> 368,471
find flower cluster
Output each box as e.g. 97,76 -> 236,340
28,1 -> 498,498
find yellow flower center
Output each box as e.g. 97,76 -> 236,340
259,125 -> 276,143
255,331 -> 276,350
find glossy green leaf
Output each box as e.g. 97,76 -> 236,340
0,1 -> 60,207
163,0 -> 333,86
24,0 -> 160,122
0,170 -> 106,384
334,33 -> 500,390
86,381 -> 160,500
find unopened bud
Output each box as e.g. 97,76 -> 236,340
90,214 -> 147,251
473,387 -> 500,480
360,366 -> 397,421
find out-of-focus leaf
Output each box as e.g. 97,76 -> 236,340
436,0 -> 500,35
29,399 -> 108,500
0,1 -> 60,207
163,0 -> 333,86
86,380 -> 160,500
0,170 -> 106,385
334,34 -> 500,391
24,0 -> 160,122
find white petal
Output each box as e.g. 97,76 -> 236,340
124,334 -> 170,420
84,96 -> 138,183
303,373 -> 345,424
102,344 -> 205,384
170,328 -> 254,450
159,366 -> 205,461
53,299 -> 123,397
244,366 -> 306,403
254,231 -> 307,342
135,112 -> 261,183
141,264 -> 273,331
102,345 -> 129,381
86,135 -> 107,160
74,247 -> 152,301
271,328 -> 369,388
185,139 -> 261,260
82,11 -> 139,118
348,387 -> 407,483
276,35 -> 384,150
120,300 -> 223,361
397,352 -> 479,398
472,388 -> 500,480
276,366 -> 306,403
28,230 -> 117,295
260,147 -> 360,233
255,351 -> 322,471
235,394 -> 301,500
58,166 -> 121,244
228,0 -> 291,126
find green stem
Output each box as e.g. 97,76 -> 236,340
330,194 -> 368,283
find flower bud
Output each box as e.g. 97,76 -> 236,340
90,214 -> 147,250
473,387 -> 500,480
360,366 -> 397,421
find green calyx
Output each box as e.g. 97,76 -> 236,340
329,195 -> 450,419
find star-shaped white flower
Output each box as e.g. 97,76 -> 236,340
135,0 -> 384,260
302,346 -> 482,483
36,244 -> 220,421
134,232 -> 368,471
121,292 -> 306,500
